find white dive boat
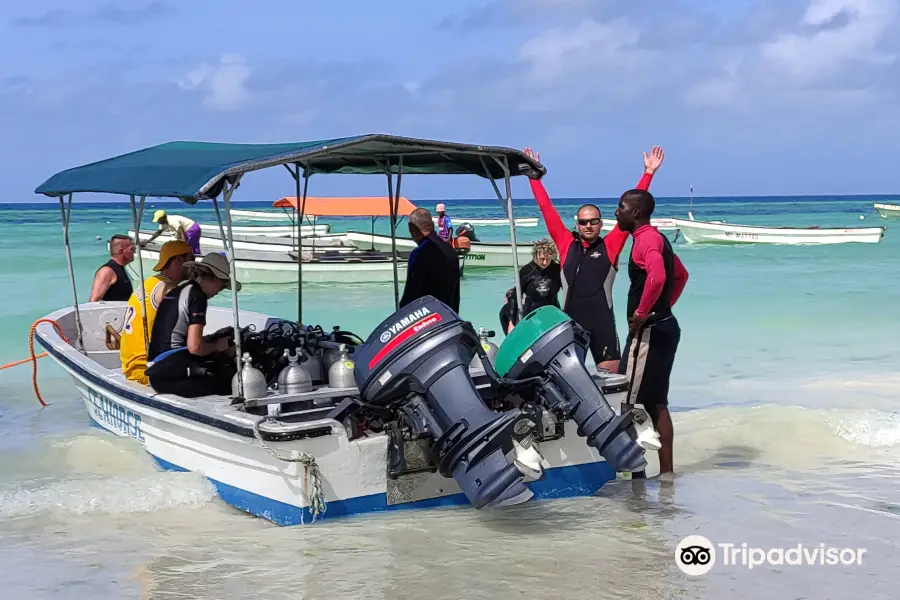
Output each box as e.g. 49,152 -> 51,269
237,202 -> 540,227
345,230 -> 533,269
137,243 -> 409,285
129,228 -> 353,254
31,134 -> 657,526
874,202 -> 900,219
671,214 -> 886,245
198,223 -> 330,237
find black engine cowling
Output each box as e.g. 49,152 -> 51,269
353,296 -> 538,509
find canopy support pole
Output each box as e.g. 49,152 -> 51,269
219,177 -> 245,400
58,193 -> 85,353
129,194 -> 150,360
379,158 -> 403,311
481,156 -> 524,322
298,164 -> 310,324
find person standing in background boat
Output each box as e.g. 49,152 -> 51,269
435,203 -> 453,242
498,238 -> 562,333
400,208 -> 461,313
521,145 -> 665,372
118,240 -> 194,385
138,210 -> 202,255
89,234 -> 135,302
615,188 -> 689,476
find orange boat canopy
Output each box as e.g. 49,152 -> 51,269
273,196 -> 417,217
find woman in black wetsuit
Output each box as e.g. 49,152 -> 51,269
499,238 -> 562,333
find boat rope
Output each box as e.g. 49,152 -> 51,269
22,319 -> 68,407
252,417 -> 327,523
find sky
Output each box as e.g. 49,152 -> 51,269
2,0 -> 899,203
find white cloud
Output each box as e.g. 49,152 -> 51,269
178,54 -> 250,111
761,0 -> 898,82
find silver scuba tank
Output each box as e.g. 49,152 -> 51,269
470,327 -> 499,368
302,346 -> 324,384
232,352 -> 268,400
277,348 -> 313,394
327,343 -> 356,388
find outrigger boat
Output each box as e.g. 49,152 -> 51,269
32,135 -> 657,526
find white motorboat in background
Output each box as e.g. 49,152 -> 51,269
874,202 -> 900,219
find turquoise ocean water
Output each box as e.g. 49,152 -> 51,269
1,195 -> 898,599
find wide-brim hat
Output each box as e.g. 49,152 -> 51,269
152,240 -> 194,272
183,251 -> 242,292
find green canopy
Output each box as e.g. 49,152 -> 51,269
34,134 -> 546,204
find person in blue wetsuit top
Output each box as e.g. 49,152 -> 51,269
435,203 -> 453,242
400,208 -> 461,313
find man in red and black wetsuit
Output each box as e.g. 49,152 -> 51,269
615,188 -> 689,476
522,146 -> 665,372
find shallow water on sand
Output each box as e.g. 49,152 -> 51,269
1,196 -> 898,599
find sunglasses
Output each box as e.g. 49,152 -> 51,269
577,218 -> 601,226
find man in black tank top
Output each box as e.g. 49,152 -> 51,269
615,189 -> 689,476
90,234 -> 135,302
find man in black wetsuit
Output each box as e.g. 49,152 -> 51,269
523,146 -> 665,371
399,208 -> 461,313
89,234 -> 135,302
499,238 -> 562,333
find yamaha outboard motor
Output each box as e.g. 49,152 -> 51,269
455,223 -> 479,242
493,306 -> 647,473
353,296 -> 541,509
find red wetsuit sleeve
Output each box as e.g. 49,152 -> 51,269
604,171 -> 654,266
529,179 -> 573,267
670,253 -> 688,306
632,230 -> 666,317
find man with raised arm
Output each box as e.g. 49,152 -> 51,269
522,146 -> 665,372
615,188 -> 689,476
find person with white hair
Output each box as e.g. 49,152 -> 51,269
145,252 -> 241,398
499,237 -> 562,333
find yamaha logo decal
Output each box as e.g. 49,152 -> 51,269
380,331 -> 391,343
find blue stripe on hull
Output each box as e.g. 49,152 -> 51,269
86,406 -> 615,526
152,455 -> 615,526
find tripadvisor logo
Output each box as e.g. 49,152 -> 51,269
675,535 -> 867,576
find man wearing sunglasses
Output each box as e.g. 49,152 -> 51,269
522,145 -> 664,372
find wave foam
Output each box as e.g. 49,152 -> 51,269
0,471 -> 217,521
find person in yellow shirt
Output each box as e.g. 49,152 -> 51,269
120,240 -> 194,384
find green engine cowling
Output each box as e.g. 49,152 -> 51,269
493,305 -> 647,473
494,306 -> 572,378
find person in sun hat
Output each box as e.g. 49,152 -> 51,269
144,252 -> 241,398
435,203 -> 453,242
138,209 -> 202,255
118,240 -> 194,385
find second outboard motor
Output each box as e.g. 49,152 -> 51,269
493,306 -> 647,473
455,223 -> 479,242
353,296 -> 542,509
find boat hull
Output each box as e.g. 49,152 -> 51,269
138,248 -> 409,284
35,303 -> 636,526
197,224 -> 330,237
671,218 -> 885,245
874,203 -> 900,219
345,231 -> 533,268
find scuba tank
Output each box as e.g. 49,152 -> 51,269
232,353 -> 268,400
277,348 -> 313,394
327,344 -> 356,388
470,327 -> 499,368
302,346 -> 324,384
